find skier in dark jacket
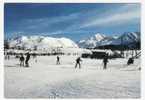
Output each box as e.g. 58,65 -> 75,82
56,56 -> 60,64
75,57 -> 82,69
103,54 -> 108,69
127,57 -> 134,65
25,52 -> 30,67
20,54 -> 25,66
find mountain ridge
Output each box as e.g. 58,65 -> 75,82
78,32 -> 140,49
9,36 -> 78,50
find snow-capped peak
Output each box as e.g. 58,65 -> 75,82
94,33 -> 106,42
9,36 -> 78,50
78,33 -> 107,48
78,32 -> 140,48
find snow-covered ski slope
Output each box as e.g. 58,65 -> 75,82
4,55 -> 140,98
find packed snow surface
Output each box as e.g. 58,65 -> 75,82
5,55 -> 140,98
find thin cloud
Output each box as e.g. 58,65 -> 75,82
80,4 -> 140,28
22,12 -> 80,29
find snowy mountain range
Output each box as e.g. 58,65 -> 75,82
9,36 -> 78,50
78,32 -> 140,48
79,33 -> 108,48
7,32 -> 140,50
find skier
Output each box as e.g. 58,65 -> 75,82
56,56 -> 60,64
75,57 -> 82,69
7,52 -> 10,60
19,54 -> 25,67
103,54 -> 108,70
5,52 -> 10,60
25,52 -> 30,67
127,57 -> 134,65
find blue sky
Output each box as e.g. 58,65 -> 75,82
4,3 -> 140,41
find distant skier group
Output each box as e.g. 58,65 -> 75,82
75,54 -> 109,69
20,54 -> 109,69
75,55 -> 109,69
56,54 -> 109,70
56,56 -> 83,69
19,52 -> 30,67
5,51 -> 135,69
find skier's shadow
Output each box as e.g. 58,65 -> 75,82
5,65 -> 17,67
61,66 -> 75,69
88,67 -> 101,70
5,64 -> 21,68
